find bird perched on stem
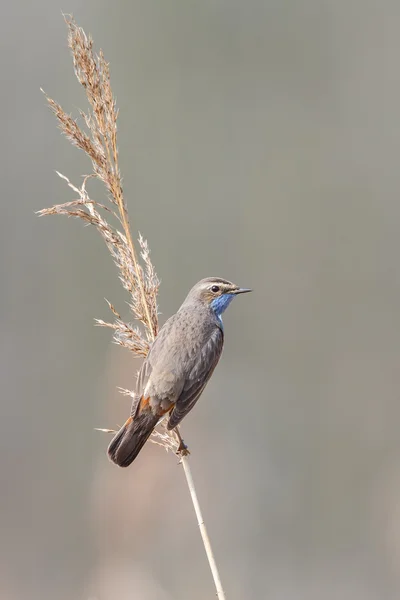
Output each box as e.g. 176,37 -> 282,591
108,277 -> 251,467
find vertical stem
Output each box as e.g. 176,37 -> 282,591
181,455 -> 226,600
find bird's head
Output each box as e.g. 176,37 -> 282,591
186,277 -> 252,317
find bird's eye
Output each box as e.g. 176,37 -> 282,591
211,285 -> 220,293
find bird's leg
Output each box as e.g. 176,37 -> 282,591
174,426 -> 190,457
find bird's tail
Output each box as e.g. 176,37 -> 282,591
107,409 -> 158,467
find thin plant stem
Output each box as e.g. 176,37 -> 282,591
181,455 -> 226,600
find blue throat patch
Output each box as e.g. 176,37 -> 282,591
210,293 -> 235,321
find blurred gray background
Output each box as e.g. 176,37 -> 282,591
2,1 -> 400,598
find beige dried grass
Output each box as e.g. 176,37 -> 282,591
38,15 -> 170,446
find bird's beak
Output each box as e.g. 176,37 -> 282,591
233,287 -> 252,295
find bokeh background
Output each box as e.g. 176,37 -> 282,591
2,1 -> 400,598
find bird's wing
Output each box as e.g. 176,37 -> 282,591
167,326 -> 224,429
130,314 -> 177,417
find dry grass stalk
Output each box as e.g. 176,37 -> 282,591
40,17 -> 226,599
38,15 -> 173,449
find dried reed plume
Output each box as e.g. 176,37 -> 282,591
38,15 -> 176,451
39,16 -> 226,599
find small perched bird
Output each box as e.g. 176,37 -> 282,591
108,277 -> 251,467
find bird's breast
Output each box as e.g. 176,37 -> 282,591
144,305 -> 221,402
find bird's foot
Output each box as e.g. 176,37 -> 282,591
176,438 -> 190,458
173,426 -> 190,459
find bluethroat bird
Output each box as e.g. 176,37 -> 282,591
108,277 -> 251,467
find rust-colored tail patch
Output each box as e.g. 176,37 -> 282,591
138,395 -> 173,417
138,395 -> 150,411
